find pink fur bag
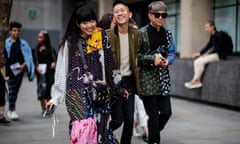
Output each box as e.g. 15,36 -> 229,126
70,118 -> 97,144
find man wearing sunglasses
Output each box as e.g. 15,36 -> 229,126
137,1 -> 176,144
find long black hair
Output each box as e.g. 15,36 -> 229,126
34,30 -> 56,64
37,30 -> 53,51
60,2 -> 97,57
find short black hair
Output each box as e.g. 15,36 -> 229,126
9,21 -> 22,30
113,0 -> 129,8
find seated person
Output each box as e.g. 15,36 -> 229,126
185,20 -> 232,89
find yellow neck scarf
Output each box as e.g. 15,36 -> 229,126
87,28 -> 103,54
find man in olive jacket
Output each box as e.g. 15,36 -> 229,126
105,1 -> 140,144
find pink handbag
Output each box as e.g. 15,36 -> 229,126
70,118 -> 97,144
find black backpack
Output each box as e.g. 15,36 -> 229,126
219,31 -> 233,55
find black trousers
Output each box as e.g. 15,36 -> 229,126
0,73 -> 6,106
110,76 -> 135,144
141,95 -> 172,144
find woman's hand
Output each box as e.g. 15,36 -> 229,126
46,101 -> 56,110
50,62 -> 56,69
36,67 -> 43,75
123,90 -> 129,99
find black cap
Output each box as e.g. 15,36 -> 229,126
113,0 -> 129,8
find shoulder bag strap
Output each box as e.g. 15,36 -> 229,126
78,40 -> 88,70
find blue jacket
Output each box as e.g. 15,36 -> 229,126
5,37 -> 35,81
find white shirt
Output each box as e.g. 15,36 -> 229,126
119,33 -> 131,76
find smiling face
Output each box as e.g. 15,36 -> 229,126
78,20 -> 97,39
113,3 -> 132,26
9,27 -> 20,40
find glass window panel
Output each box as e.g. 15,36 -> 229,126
165,2 -> 180,53
164,0 -> 178,3
176,15 -> 181,53
214,7 -> 236,52
165,17 -> 179,52
215,0 -> 236,7
167,4 -> 176,15
238,6 -> 240,52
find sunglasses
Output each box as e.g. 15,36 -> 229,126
151,12 -> 168,19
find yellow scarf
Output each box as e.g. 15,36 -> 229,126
87,28 -> 103,54
0,67 -> 4,76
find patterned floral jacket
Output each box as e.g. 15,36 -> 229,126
137,25 -> 176,96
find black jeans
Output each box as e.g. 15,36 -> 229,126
110,75 -> 135,144
0,73 -> 6,106
141,95 -> 172,144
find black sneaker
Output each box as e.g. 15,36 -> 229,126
0,117 -> 10,124
142,133 -> 148,143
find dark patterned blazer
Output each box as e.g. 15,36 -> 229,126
137,24 -> 176,96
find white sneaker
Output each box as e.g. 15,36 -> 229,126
7,111 -> 19,120
7,111 -> 11,119
133,128 -> 141,137
184,81 -> 202,89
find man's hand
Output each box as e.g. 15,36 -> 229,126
192,53 -> 200,59
154,55 -> 163,66
16,63 -> 26,71
160,58 -> 169,68
154,55 -> 168,68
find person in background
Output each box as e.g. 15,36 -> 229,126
128,16 -> 149,143
106,1 -> 141,144
133,94 -> 149,143
97,13 -> 115,30
5,21 -> 35,120
33,30 -> 56,117
184,20 -> 231,89
0,63 -> 11,124
46,2 -> 127,144
137,1 -> 176,144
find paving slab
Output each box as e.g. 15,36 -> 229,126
0,76 -> 239,144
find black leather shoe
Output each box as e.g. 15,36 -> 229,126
0,117 -> 10,124
142,133 -> 149,143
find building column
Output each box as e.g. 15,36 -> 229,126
98,0 -> 113,19
180,0 -> 212,58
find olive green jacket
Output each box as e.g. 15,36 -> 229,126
106,26 -> 141,94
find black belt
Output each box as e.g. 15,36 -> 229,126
121,75 -> 134,82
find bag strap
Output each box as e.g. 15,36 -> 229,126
78,38 -> 106,83
78,40 -> 88,70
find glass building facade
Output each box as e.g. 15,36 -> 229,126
213,0 -> 240,54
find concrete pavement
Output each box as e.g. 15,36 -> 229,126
0,76 -> 240,144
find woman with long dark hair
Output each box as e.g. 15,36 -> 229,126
46,2 -> 127,144
33,30 -> 56,117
